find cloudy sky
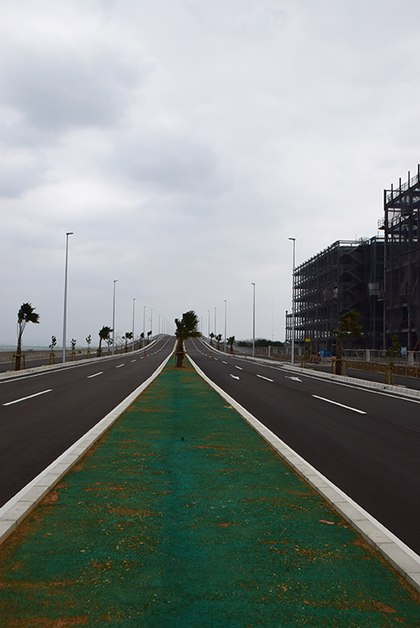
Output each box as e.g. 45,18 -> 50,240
1,0 -> 420,348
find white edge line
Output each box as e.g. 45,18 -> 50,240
0,351 -> 173,547
188,353 -> 420,593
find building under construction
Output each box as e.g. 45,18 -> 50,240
286,238 -> 384,354
286,165 -> 420,354
380,166 -> 420,350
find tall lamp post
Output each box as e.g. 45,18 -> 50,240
132,298 -> 136,351
62,232 -> 73,363
224,300 -> 227,352
251,282 -> 256,358
289,238 -> 296,366
112,280 -> 118,355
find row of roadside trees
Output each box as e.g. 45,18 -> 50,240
12,303 -> 153,370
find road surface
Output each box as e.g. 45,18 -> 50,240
186,338 -> 420,555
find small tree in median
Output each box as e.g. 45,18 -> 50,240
174,310 -> 200,367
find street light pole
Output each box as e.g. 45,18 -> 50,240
224,300 -> 227,352
251,282 -> 256,358
112,280 -> 118,355
62,232 -> 73,364
132,298 -> 136,351
289,238 -> 296,366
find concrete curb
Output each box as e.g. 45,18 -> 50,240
0,352 -> 173,548
188,354 -> 420,593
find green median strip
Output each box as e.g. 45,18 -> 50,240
0,363 -> 419,626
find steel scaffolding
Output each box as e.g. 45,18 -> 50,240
380,165 -> 420,350
286,238 -> 384,354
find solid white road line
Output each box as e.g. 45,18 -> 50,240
87,372 -> 103,379
312,395 -> 366,414
3,389 -> 53,406
257,374 -> 274,382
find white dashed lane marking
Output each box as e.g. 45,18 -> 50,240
312,395 -> 366,415
257,374 -> 274,382
3,389 -> 53,406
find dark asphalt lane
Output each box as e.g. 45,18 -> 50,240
0,336 -> 174,507
187,338 -> 420,555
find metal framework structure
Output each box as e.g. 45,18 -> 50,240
380,165 -> 420,350
286,238 -> 384,354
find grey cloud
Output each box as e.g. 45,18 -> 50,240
185,0 -> 287,36
0,148 -> 48,198
112,133 -> 231,197
0,45 -> 149,134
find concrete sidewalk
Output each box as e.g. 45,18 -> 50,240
0,363 -> 419,626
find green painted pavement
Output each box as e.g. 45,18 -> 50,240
0,364 -> 419,627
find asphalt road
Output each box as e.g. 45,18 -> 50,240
186,338 -> 420,555
0,336 -> 174,507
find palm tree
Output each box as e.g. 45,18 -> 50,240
15,303 -> 40,370
86,334 -> 92,358
216,333 -> 222,350
48,335 -> 57,365
227,336 -> 235,353
123,331 -> 133,352
98,326 -> 113,357
209,332 -> 215,347
334,310 -> 363,375
174,310 -> 200,367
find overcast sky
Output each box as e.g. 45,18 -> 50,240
1,0 -> 420,347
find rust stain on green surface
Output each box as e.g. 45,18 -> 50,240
0,363 -> 419,627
